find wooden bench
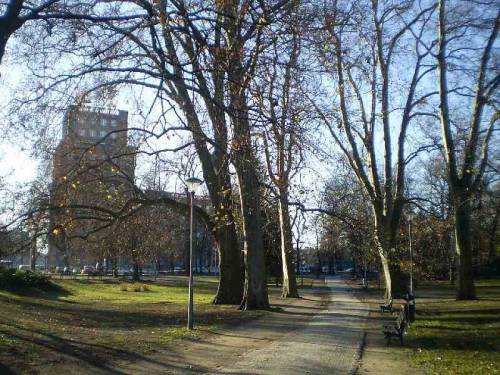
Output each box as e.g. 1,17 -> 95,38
382,306 -> 407,345
380,298 -> 393,313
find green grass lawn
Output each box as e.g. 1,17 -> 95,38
407,279 -> 500,375
0,276 -> 260,373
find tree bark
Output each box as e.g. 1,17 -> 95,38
278,193 -> 299,298
132,262 -> 140,282
487,209 -> 499,264
374,217 -> 407,299
235,156 -> 269,310
453,193 -> 476,299
374,233 -> 392,299
230,93 -> 269,309
30,240 -> 37,271
212,220 -> 243,304
0,0 -> 24,65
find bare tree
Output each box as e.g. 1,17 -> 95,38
258,17 -> 304,298
436,0 -> 499,299
0,1 -> 144,65
311,0 -> 437,298
8,0 -> 295,309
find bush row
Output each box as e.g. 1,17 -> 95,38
0,268 -> 50,289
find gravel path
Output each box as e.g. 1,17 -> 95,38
53,276 -> 369,374
212,276 -> 370,374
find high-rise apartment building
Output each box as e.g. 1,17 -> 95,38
48,106 -> 136,267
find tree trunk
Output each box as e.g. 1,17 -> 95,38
231,114 -> 269,309
454,195 -> 476,300
374,222 -> 406,299
132,262 -> 140,282
278,194 -> 299,298
30,240 -> 37,271
213,221 -> 243,304
236,168 -> 270,310
487,209 -> 498,264
228,46 -> 269,309
376,243 -> 392,299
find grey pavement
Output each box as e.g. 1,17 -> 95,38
211,276 -> 370,374
44,276 -> 370,375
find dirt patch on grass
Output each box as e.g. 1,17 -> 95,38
0,276 -> 329,374
0,276 -> 253,374
109,282 -> 332,374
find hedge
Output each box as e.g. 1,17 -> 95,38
0,268 -> 50,289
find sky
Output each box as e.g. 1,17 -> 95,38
0,55 -> 39,188
0,143 -> 38,186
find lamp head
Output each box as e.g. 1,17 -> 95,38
186,177 -> 203,193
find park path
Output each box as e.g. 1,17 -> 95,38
110,276 -> 370,375
212,276 -> 370,374
42,276 -> 370,374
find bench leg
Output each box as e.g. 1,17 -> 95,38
386,335 -> 391,346
399,334 -> 404,345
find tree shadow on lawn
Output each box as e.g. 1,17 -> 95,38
415,323 -> 498,331
409,332 -> 498,352
0,322 -> 188,374
0,282 -> 72,300
0,363 -> 15,375
418,315 -> 500,325
0,293 -> 236,330
427,307 -> 500,315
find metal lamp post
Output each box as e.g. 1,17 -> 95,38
186,177 -> 203,330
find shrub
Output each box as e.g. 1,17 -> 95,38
119,283 -> 150,292
0,268 -> 50,289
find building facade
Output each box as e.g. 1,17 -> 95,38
48,106 -> 136,267
47,106 -> 218,274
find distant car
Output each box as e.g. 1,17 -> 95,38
18,265 -> 31,271
81,265 -> 96,275
299,266 -> 311,274
118,268 -> 130,276
344,268 -> 354,273
173,267 -> 185,273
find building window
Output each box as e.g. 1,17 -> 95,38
111,119 -> 118,127
89,129 -> 96,137
78,129 -> 85,137
101,118 -> 108,127
100,130 -> 107,138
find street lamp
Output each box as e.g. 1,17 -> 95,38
186,177 -> 203,330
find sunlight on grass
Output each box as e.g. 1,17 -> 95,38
0,275 -> 260,373
49,277 -> 217,304
407,279 -> 500,375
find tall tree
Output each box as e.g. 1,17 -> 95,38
258,20 -> 303,298
436,0 -> 499,299
9,0 -> 292,309
312,0 -> 437,298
